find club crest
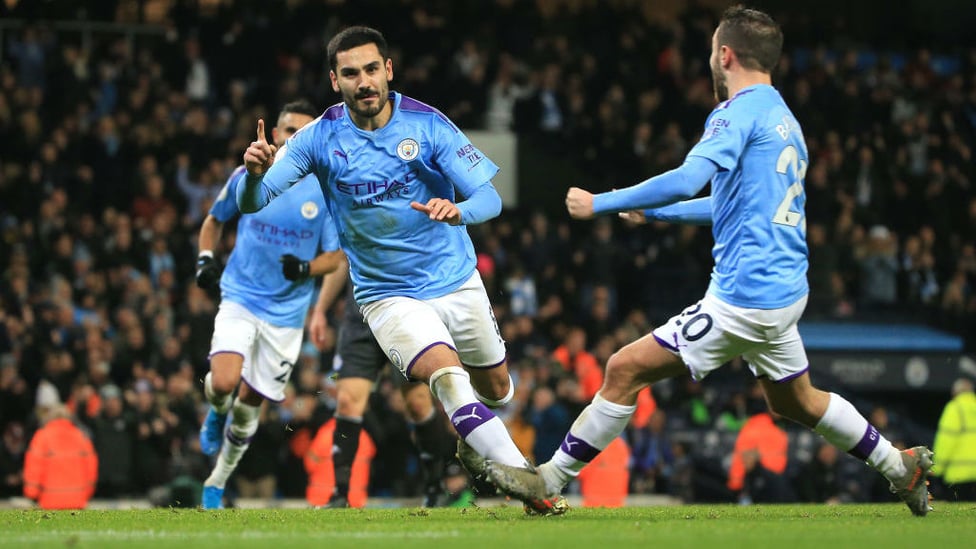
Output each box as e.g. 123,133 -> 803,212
301,201 -> 318,219
396,138 -> 420,161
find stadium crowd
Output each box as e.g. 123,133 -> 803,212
0,0 -> 974,507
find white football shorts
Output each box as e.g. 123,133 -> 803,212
652,293 -> 809,383
360,271 -> 506,379
209,300 -> 302,402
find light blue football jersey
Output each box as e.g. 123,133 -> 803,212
211,166 -> 338,327
256,92 -> 500,304
686,84 -> 809,309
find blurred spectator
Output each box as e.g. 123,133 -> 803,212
626,409 -> 674,494
727,412 -> 789,503
305,416 -> 376,508
0,422 -> 26,498
526,386 -> 572,464
857,225 -> 899,311
795,442 -> 847,504
86,383 -> 135,497
505,262 -> 538,317
578,436 -> 631,508
931,378 -> 976,501
23,404 -> 97,509
131,380 -> 175,493
440,461 -> 476,507
738,447 -> 796,504
552,327 -> 603,402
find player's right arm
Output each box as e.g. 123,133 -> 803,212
566,156 -> 717,220
195,214 -> 224,290
238,118 -> 316,213
196,167 -> 247,290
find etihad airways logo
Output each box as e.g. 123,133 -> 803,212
338,168 -> 419,208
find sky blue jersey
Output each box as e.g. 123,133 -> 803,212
687,84 -> 809,309
212,166 -> 339,327
239,92 -> 501,304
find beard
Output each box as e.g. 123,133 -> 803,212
344,87 -> 387,119
711,60 -> 729,102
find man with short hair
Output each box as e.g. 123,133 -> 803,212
487,5 -> 933,517
238,26 -> 559,514
195,99 -> 345,509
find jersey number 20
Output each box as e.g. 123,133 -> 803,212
772,145 -> 807,227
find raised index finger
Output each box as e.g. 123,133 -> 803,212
256,119 -> 266,143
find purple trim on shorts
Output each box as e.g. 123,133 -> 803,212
450,402 -> 494,438
849,424 -> 881,461
653,334 -> 698,379
773,365 -> 810,384
240,377 -> 281,403
560,433 -> 601,463
404,341 -> 457,379
207,350 -> 245,361
462,356 -> 507,370
653,334 -> 679,352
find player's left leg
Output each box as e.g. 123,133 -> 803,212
487,297 -> 733,514
513,331 -> 685,491
203,317 -> 300,510
203,385 -> 263,509
400,381 -> 454,507
750,296 -> 932,516
201,353 -> 243,457
202,302 -> 259,457
760,373 -> 933,515
362,292 -> 530,471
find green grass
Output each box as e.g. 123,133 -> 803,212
2,503 -> 974,549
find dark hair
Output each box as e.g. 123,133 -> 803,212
327,26 -> 389,72
717,5 -> 783,73
279,99 -> 319,121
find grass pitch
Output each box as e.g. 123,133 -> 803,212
2,503 -> 974,549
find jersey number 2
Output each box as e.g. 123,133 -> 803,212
772,145 -> 806,227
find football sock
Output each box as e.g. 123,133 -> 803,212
203,372 -> 232,415
205,398 -> 260,488
473,373 -> 515,407
544,393 -> 636,494
814,392 -> 906,479
332,416 -> 363,498
429,366 -> 526,468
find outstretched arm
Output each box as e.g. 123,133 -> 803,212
646,197 -> 713,225
567,156 -> 718,219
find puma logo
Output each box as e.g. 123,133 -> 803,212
452,406 -> 483,426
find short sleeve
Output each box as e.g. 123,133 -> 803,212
686,105 -> 750,171
210,166 -> 246,222
430,117 -> 499,196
